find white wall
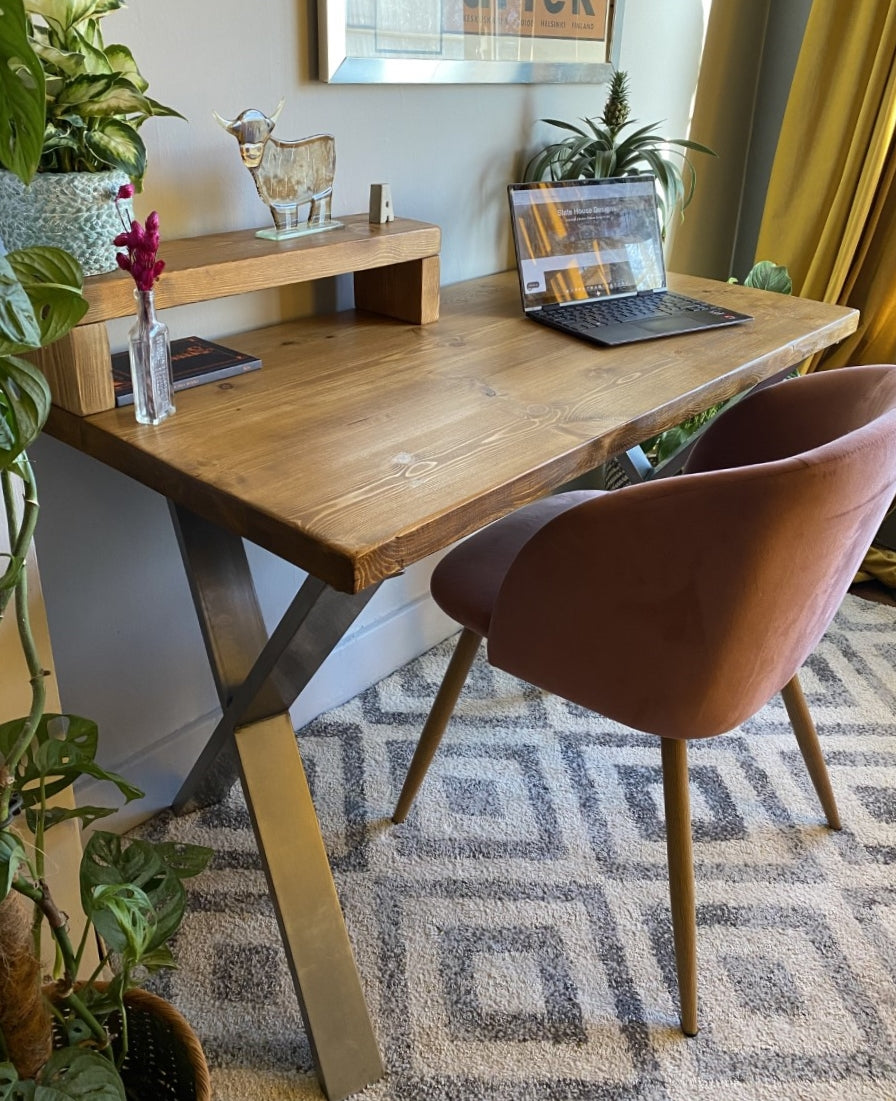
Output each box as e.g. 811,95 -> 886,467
30,0 -> 709,827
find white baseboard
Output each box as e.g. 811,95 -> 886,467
78,590 -> 458,833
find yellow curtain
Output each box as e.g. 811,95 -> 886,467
755,0 -> 896,589
755,0 -> 896,362
664,0 -> 771,280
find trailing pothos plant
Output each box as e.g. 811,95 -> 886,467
523,69 -> 715,232
1,4 -> 210,1097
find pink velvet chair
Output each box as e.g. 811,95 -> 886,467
392,364 -> 896,1036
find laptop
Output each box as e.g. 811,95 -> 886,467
507,175 -> 751,346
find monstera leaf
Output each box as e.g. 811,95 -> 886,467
5,246 -> 88,349
0,1047 -> 126,1099
0,246 -> 86,470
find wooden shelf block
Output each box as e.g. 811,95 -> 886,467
28,322 -> 114,417
354,254 -> 440,324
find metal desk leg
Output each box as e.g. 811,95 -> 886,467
166,503 -> 384,1100
168,503 -> 379,813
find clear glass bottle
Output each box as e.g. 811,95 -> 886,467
128,289 -> 175,425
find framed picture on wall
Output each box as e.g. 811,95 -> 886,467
318,0 -> 622,83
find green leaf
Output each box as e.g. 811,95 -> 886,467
66,26 -> 115,76
0,0 -> 46,181
137,943 -> 177,971
0,713 -> 142,809
6,246 -> 88,348
141,97 -> 187,123
154,840 -> 214,880
0,255 -> 42,353
68,82 -> 155,119
0,1062 -> 26,1100
34,1045 -> 126,1099
0,829 -> 28,898
29,39 -> 86,80
83,117 -> 145,179
81,832 -> 209,957
87,880 -> 156,957
744,260 -> 792,295
104,43 -> 146,90
25,802 -> 115,833
0,355 -> 51,469
54,72 -> 116,108
25,0 -> 115,35
0,712 -> 99,782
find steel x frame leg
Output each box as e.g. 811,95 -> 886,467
167,502 -> 384,1101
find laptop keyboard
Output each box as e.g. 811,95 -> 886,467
545,291 -> 715,327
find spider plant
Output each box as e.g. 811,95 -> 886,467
523,70 -> 715,231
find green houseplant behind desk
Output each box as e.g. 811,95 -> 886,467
41,220 -> 858,1100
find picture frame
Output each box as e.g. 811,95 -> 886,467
318,0 -> 622,84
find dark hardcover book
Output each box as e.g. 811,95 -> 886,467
111,335 -> 262,407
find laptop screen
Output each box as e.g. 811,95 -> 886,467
507,176 -> 668,312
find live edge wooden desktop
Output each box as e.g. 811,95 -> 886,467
37,215 -> 858,1101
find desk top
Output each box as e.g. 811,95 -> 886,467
46,271 -> 858,593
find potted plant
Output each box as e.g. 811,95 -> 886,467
0,7 -> 211,1097
523,69 -> 715,232
0,0 -> 184,275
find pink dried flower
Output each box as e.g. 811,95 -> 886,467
114,191 -> 166,293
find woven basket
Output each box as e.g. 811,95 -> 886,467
0,168 -> 133,276
116,988 -> 211,1101
47,986 -> 211,1101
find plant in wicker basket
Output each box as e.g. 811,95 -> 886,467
21,0 -> 183,185
0,0 -> 185,275
1,5 -> 212,1097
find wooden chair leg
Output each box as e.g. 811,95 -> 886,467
392,628 -> 481,824
780,673 -> 841,830
661,736 -> 698,1037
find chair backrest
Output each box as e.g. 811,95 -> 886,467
486,365 -> 896,740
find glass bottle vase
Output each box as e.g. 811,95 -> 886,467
128,289 -> 175,425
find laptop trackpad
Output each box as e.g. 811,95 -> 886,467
638,312 -> 718,334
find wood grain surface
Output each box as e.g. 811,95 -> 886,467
45,271 -> 858,593
78,215 -> 441,325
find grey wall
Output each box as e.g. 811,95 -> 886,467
731,0 -> 812,277
30,0 -> 711,826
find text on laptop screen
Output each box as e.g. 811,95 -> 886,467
508,177 -> 667,311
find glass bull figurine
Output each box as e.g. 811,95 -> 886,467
215,99 -> 341,239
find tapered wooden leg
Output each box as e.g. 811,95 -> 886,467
661,737 -> 698,1037
781,673 -> 841,830
393,628 -> 481,823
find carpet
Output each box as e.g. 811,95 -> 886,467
138,593 -> 896,1100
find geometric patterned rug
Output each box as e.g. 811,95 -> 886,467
137,593 -> 896,1100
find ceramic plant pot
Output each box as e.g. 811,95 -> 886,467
0,168 -> 133,276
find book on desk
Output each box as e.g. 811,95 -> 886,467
111,335 -> 261,407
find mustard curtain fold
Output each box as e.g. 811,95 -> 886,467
755,0 -> 896,588
755,0 -> 896,324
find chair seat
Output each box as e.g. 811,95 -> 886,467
431,489 -> 601,637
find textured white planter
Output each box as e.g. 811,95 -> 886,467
0,169 -> 133,276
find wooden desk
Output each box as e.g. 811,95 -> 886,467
44,267 -> 858,1100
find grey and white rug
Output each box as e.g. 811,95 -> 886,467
140,594 -> 896,1100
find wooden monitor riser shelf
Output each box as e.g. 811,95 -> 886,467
27,213 -> 441,416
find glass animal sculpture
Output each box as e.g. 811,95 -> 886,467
214,100 -> 341,240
